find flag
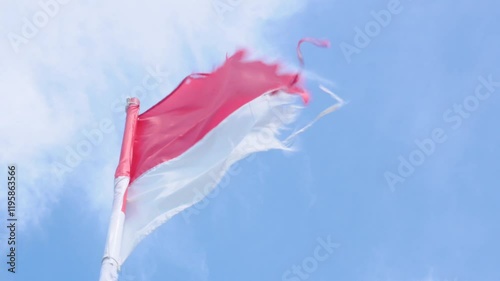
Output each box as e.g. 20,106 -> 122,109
99,44 -> 340,281
118,49 -> 308,262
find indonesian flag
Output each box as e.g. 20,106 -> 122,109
99,46 -> 336,281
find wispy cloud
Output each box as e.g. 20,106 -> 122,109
0,0 -> 311,238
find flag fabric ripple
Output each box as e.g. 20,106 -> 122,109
116,50 -> 310,263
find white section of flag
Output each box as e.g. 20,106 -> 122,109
119,92 -> 302,262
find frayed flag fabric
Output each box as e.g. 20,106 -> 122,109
99,44 -> 340,281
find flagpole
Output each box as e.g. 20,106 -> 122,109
99,98 -> 140,281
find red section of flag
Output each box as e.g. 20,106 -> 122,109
129,50 -> 307,183
297,38 -> 331,66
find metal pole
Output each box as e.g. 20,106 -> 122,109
99,98 -> 140,281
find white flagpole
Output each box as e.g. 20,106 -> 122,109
99,98 -> 140,281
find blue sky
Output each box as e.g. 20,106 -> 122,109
1,0 -> 500,280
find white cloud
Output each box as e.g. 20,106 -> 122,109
0,0 -> 309,229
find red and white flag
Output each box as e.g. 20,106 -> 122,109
99,45 -> 341,281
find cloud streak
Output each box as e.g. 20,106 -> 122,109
0,0 -> 310,237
